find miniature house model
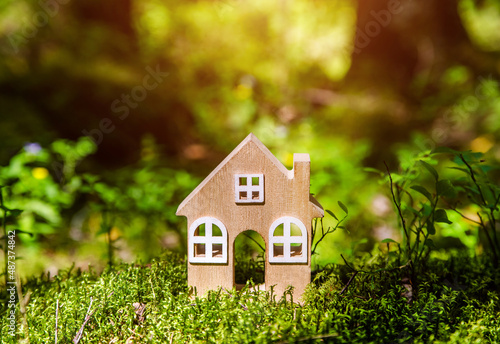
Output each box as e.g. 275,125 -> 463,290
176,133 -> 324,299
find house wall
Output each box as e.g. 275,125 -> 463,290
181,140 -> 318,300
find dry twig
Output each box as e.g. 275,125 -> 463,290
73,297 -> 95,344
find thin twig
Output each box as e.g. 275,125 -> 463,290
55,299 -> 59,344
339,271 -> 358,296
73,297 -> 95,344
478,213 -> 498,263
443,201 -> 482,225
340,254 -> 356,272
312,216 -> 346,256
488,206 -> 499,250
384,162 -> 410,254
460,154 -> 499,263
460,154 -> 487,206
311,218 -> 318,248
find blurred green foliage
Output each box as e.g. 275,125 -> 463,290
0,0 -> 499,277
0,3 -> 500,340
0,137 -> 198,276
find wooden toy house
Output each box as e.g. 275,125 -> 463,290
176,133 -> 324,299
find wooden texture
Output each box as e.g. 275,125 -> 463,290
176,133 -> 324,300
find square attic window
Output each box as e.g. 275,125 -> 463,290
234,174 -> 264,203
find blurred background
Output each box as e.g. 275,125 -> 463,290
0,0 -> 499,278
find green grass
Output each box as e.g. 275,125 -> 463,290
1,251 -> 499,343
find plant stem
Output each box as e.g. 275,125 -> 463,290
384,162 -> 411,260
489,209 -> 499,251
478,213 -> 498,264
460,154 -> 499,264
460,154 -> 487,206
102,210 -> 113,266
311,216 -> 346,256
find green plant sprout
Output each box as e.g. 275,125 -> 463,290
433,148 -> 500,265
311,201 -> 348,256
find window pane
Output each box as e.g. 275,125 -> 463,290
290,243 -> 303,256
273,243 -> 284,257
212,225 -> 222,236
239,177 -> 247,186
239,191 -> 247,200
252,191 -> 260,200
252,176 -> 259,185
290,223 -> 302,236
273,223 -> 284,236
195,223 -> 205,236
212,244 -> 223,258
194,243 -> 206,257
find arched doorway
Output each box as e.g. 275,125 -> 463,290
233,230 -> 265,290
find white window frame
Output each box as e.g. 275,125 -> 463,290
269,216 -> 307,263
234,174 -> 264,203
188,217 -> 228,263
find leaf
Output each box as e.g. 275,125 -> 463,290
9,209 -> 23,217
479,164 -> 497,173
431,147 -> 459,155
434,209 -> 452,224
405,205 -> 421,216
462,151 -> 484,162
420,160 -> 438,181
363,167 -> 383,176
427,219 -> 436,235
465,185 -> 480,195
24,200 -> 61,224
325,209 -> 338,221
83,173 -> 100,184
422,203 -> 433,217
352,238 -> 368,246
483,187 -> 497,208
448,166 -> 470,175
338,201 -> 348,215
388,173 -> 404,183
381,238 -> 398,244
76,136 -> 97,157
13,229 -> 33,237
424,238 -> 436,249
97,226 -> 112,236
436,179 -> 457,198
410,185 -> 433,203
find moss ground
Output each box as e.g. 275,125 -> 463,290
1,251 -> 499,343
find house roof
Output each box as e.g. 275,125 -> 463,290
176,133 -> 323,216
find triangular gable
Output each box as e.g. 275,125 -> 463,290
176,133 -> 291,215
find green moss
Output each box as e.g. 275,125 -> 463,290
1,251 -> 499,343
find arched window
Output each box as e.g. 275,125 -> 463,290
189,217 -> 228,263
269,216 -> 307,263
